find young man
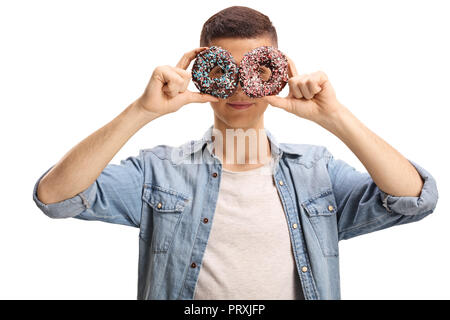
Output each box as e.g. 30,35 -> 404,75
33,6 -> 438,300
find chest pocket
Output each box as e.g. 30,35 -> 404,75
141,184 -> 190,254
302,190 -> 339,257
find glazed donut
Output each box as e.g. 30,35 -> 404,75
239,46 -> 289,98
191,46 -> 240,99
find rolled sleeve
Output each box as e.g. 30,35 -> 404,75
33,165 -> 95,219
379,159 -> 439,216
32,150 -> 146,228
325,148 -> 439,240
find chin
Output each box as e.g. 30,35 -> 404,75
226,118 -> 255,129
210,101 -> 269,128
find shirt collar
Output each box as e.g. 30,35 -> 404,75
179,124 -> 303,159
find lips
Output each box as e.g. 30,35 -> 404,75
227,102 -> 254,110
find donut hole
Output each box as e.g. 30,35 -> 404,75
258,65 -> 272,82
209,66 -> 225,79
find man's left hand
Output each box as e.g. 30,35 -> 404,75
263,56 -> 346,125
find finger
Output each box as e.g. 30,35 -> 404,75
284,54 -> 298,78
173,67 -> 191,93
310,70 -> 329,94
306,78 -> 322,96
298,75 -> 313,99
162,85 -> 178,98
162,77 -> 184,97
184,91 -> 220,104
176,47 -> 209,70
173,66 -> 192,80
263,95 -> 291,111
160,67 -> 186,97
288,78 -> 303,99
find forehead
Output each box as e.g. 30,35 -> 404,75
210,36 -> 275,65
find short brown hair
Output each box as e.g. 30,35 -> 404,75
199,6 -> 278,47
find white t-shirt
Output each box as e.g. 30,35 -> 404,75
193,156 -> 304,300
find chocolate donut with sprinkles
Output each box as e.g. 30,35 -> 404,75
239,46 -> 289,98
191,46 -> 240,99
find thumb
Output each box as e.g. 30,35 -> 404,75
263,95 -> 289,110
185,91 -> 220,104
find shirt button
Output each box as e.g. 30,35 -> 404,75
328,205 -> 334,211
203,218 -> 209,224
191,262 -> 197,268
278,180 -> 284,186
157,202 -> 162,209
212,172 -> 218,178
301,266 -> 308,273
292,223 -> 298,229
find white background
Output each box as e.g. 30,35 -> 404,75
1,0 -> 449,299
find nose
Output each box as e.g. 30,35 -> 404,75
231,78 -> 246,98
233,61 -> 251,96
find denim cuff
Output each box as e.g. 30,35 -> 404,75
32,165 -> 97,219
379,159 -> 439,216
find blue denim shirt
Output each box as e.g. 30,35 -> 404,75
32,124 -> 439,299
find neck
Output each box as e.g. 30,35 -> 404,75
212,117 -> 272,171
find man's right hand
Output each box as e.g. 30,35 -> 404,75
135,47 -> 219,119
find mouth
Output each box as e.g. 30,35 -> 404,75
226,102 -> 254,110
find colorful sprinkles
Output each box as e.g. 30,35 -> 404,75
191,45 -> 289,99
239,46 -> 289,98
191,46 -> 239,99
